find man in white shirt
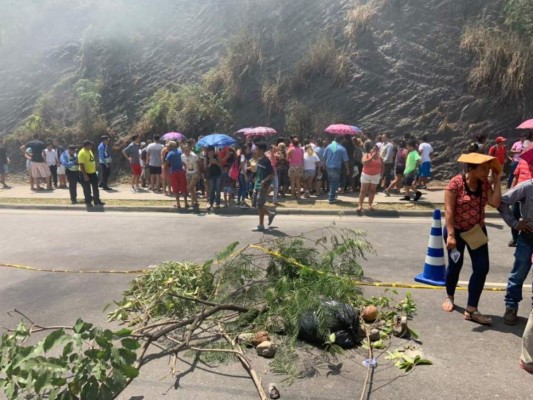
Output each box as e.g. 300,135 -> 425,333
181,144 -> 200,208
145,135 -> 164,191
44,142 -> 58,189
380,133 -> 395,189
417,135 -> 433,188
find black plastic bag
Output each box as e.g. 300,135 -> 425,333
298,300 -> 360,349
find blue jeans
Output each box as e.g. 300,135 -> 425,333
237,173 -> 247,203
508,161 -> 519,188
327,168 -> 341,202
506,234 -> 533,309
209,176 -> 221,206
512,202 -> 521,242
443,226 -> 489,308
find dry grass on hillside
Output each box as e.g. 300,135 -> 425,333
461,24 -> 533,104
292,36 -> 350,89
262,73 -> 285,116
344,1 -> 379,38
204,32 -> 263,102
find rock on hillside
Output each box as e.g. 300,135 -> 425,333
0,0 -> 530,177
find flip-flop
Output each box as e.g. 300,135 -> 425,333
442,297 -> 454,312
464,310 -> 492,325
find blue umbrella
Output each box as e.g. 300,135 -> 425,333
197,133 -> 236,147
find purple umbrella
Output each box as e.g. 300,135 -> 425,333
161,132 -> 186,142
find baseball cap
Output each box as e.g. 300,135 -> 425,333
496,136 -> 506,143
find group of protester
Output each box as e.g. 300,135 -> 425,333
441,131 -> 533,375
15,135 -> 105,207
119,132 -> 434,213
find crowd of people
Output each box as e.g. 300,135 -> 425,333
0,130 -> 439,230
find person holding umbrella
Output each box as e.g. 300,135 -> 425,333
323,136 -> 350,204
165,141 -> 188,209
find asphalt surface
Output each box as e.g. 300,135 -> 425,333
0,210 -> 532,400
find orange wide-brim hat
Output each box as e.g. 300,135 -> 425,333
457,153 -> 502,174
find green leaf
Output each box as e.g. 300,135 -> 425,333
113,328 -> 132,338
120,338 -> 141,350
43,329 -> 65,352
119,364 -> 139,379
62,341 -> 74,357
408,327 -> 420,339
34,370 -> 52,394
80,376 -> 99,399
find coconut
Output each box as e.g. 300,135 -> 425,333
252,330 -> 270,347
362,305 -> 379,322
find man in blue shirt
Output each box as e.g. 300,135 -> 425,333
98,135 -> 112,190
323,136 -> 350,203
165,141 -> 188,209
60,145 -> 79,204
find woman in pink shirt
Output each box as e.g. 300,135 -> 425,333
287,137 -> 304,199
357,144 -> 383,212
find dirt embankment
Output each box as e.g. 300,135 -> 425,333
1,0 -> 530,178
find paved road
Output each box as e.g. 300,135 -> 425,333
0,210 -> 531,400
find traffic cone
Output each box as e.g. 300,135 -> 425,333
414,209 -> 446,286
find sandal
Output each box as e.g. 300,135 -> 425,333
464,310 -> 492,325
520,360 -> 533,374
442,297 -> 454,312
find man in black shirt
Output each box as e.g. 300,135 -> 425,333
0,136 -> 10,189
20,134 -> 51,190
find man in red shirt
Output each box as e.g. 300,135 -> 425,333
488,136 -> 508,168
508,144 -> 533,247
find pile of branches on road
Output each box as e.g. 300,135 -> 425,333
0,227 -> 427,400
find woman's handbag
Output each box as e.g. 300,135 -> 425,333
459,175 -> 488,250
460,223 -> 488,250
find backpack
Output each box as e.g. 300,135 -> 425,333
229,159 -> 239,180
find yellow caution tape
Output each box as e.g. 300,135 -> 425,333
0,263 -> 144,275
0,250 -> 506,292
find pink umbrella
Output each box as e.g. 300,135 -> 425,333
324,124 -> 361,135
241,126 -> 277,137
517,119 -> 533,130
161,132 -> 186,141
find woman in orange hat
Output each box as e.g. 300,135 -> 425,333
441,154 -> 501,325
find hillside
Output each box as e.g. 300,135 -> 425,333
0,0 -> 532,177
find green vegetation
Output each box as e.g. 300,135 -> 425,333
74,79 -> 102,136
143,85 -> 232,137
504,0 -> 533,37
0,316 -> 139,399
0,228 -> 427,399
285,99 -> 312,137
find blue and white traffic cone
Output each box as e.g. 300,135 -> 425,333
414,209 -> 446,286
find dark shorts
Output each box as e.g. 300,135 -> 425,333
395,166 -> 404,175
171,170 -> 187,194
149,166 -> 162,175
252,186 -> 268,208
418,162 -> 431,178
131,164 -> 142,176
403,172 -> 416,187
